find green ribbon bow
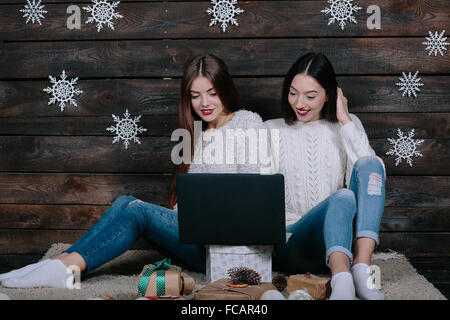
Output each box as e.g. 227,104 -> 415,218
138,258 -> 181,297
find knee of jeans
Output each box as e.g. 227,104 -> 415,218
330,189 -> 356,214
122,199 -> 148,222
113,195 -> 135,206
354,156 -> 384,175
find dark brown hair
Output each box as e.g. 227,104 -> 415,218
281,52 -> 338,125
167,54 -> 241,209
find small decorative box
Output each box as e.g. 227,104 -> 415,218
206,245 -> 273,283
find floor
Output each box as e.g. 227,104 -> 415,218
408,256 -> 449,299
0,255 -> 449,299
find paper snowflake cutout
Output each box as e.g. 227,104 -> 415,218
83,0 -> 123,32
20,0 -> 47,25
395,71 -> 424,98
106,109 -> 147,149
321,0 -> 362,31
43,70 -> 83,112
386,128 -> 424,167
422,30 -> 449,56
206,0 -> 245,32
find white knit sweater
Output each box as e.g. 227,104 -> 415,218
173,109 -> 267,210
188,109 -> 267,175
264,113 -> 386,226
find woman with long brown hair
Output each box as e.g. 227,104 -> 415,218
0,54 -> 267,289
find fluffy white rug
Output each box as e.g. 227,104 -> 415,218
0,243 -> 446,300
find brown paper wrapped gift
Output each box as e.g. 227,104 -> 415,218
194,278 -> 277,300
286,273 -> 331,300
137,258 -> 195,298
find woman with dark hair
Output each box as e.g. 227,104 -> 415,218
0,54 -> 266,289
266,52 -> 386,300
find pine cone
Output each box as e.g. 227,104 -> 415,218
272,274 -> 287,292
227,267 -> 262,285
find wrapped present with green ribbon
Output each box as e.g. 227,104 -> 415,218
137,258 -> 195,298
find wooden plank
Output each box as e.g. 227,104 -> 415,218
0,229 -> 153,255
1,77 -> 449,118
408,256 -> 450,270
380,207 -> 450,232
0,173 -> 172,205
0,113 -> 447,139
0,174 -> 447,207
2,38 -> 449,79
0,229 -> 447,256
356,113 -> 449,139
0,78 -> 179,117
1,205 -> 448,232
405,256 -> 450,299
3,0 -> 201,3
384,176 -> 449,208
0,136 -> 446,174
378,232 -> 450,257
0,204 -> 109,229
374,139 -> 449,176
0,115 -> 178,136
0,115 -> 179,136
2,1 -> 449,40
0,136 -> 175,173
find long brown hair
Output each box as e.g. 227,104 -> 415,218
167,54 -> 241,209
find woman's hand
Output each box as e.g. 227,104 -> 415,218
336,87 -> 352,125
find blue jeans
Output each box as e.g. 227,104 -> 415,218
65,197 -> 206,274
273,156 -> 386,274
66,156 -> 384,275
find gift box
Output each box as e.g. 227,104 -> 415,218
206,245 -> 273,283
137,296 -> 186,300
194,278 -> 277,300
137,258 -> 195,298
286,273 -> 331,300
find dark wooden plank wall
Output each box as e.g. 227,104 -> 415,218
0,0 -> 449,271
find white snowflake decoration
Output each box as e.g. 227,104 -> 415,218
43,70 -> 83,112
395,71 -> 424,98
20,0 -> 47,25
106,109 -> 147,150
83,0 -> 123,32
422,30 -> 449,56
207,0 -> 245,32
386,128 -> 424,167
321,0 -> 362,31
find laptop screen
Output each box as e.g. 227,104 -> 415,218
176,173 -> 286,245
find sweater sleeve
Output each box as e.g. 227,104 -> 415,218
262,119 -> 283,175
235,111 -> 272,174
340,113 -> 386,187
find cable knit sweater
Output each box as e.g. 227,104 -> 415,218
264,113 -> 386,226
173,109 -> 267,210
188,109 -> 267,175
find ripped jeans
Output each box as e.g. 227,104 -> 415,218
273,156 -> 386,274
66,156 -> 384,275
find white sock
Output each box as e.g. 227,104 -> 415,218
1,259 -> 74,289
351,263 -> 384,300
328,272 -> 355,300
0,259 -> 51,281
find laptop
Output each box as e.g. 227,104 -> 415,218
176,173 -> 286,245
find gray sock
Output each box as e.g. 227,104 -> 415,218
351,263 -> 384,300
328,271 -> 355,300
